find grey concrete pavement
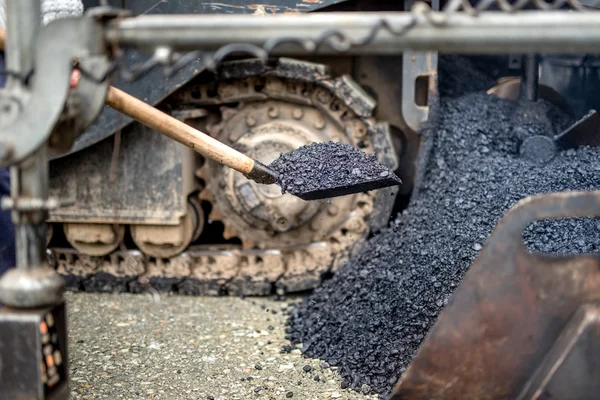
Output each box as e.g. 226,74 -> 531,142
66,292 -> 375,400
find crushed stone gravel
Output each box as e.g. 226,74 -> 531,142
287,55 -> 600,397
270,141 -> 399,197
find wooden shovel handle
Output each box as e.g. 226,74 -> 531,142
105,86 -> 255,175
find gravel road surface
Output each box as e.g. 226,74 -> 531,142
66,292 -> 374,400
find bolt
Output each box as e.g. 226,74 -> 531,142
246,114 -> 257,127
273,216 -> 290,233
292,108 -> 304,120
314,117 -> 325,129
268,106 -> 279,119
277,217 -> 288,227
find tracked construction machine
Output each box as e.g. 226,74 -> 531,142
1,0 -> 600,398
45,0 -> 427,296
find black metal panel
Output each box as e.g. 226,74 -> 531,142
0,303 -> 69,400
52,0 -> 347,160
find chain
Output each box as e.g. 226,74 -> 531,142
445,0 -> 595,14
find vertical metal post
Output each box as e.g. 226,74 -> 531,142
520,54 -> 539,102
0,0 -> 64,308
5,0 -> 40,89
11,146 -> 50,268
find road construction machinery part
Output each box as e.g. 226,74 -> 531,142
521,54 -> 540,101
0,302 -> 69,400
391,190 -> 600,399
49,123 -> 199,227
555,110 -> 600,149
130,197 -> 204,259
520,135 -> 556,164
47,58 -> 399,295
0,0 -> 67,310
106,10 -> 600,56
0,14 -> 111,166
199,100 -> 365,247
64,223 -> 125,257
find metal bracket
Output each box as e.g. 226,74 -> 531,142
401,0 -> 438,133
401,50 -> 437,132
391,191 -> 600,399
1,196 -> 75,212
518,303 -> 600,400
0,17 -> 111,165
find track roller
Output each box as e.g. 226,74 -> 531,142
130,197 -> 204,259
64,223 -> 125,257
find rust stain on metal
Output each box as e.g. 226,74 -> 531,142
391,190 -> 600,400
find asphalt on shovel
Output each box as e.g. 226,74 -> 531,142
105,86 -> 400,200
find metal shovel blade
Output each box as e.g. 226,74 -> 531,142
294,174 -> 402,201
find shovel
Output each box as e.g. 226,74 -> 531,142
519,110 -> 600,164
105,86 -> 400,201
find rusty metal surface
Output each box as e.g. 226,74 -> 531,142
518,303 -> 600,400
391,190 -> 600,400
